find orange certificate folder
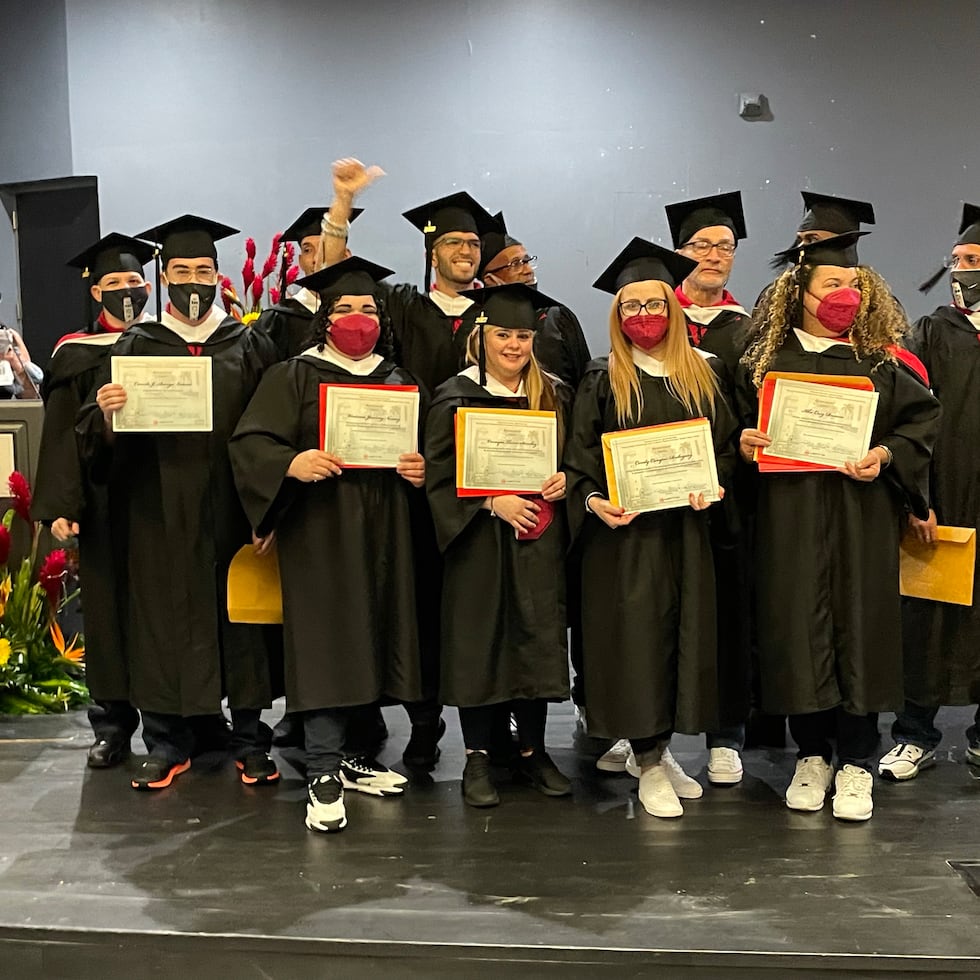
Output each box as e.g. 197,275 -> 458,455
900,525 -> 976,606
227,544 -> 283,624
318,383 -> 419,468
756,372 -> 875,473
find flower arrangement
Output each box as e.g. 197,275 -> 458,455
221,235 -> 301,325
0,472 -> 87,714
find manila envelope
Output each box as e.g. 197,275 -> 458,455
900,525 -> 976,606
227,543 -> 283,624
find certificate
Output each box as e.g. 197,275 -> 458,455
111,356 -> 213,432
456,407 -> 557,495
602,418 -> 720,513
762,378 -> 879,468
319,384 -> 419,468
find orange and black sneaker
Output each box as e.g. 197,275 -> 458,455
235,751 -> 280,785
131,757 -> 191,791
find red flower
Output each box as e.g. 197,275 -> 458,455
251,275 -> 264,303
220,275 -> 233,291
283,242 -> 295,265
39,549 -> 67,608
8,471 -> 31,525
286,265 -> 300,285
245,237 -> 256,260
269,287 -> 281,305
242,258 -> 255,291
270,232 -> 283,255
0,525 -> 10,566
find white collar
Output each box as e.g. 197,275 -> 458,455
291,286 -> 320,314
683,302 -> 748,325
630,345 -> 714,377
793,327 -> 852,353
300,345 -> 384,376
160,305 -> 228,343
460,363 -> 526,397
428,288 -> 473,317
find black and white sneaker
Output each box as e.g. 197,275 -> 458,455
340,756 -> 407,796
305,774 -> 347,833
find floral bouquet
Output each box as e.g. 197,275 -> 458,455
0,472 -> 87,714
220,235 -> 300,325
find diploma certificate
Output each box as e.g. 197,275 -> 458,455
762,378 -> 879,468
320,384 -> 419,467
602,418 -> 720,513
457,408 -> 557,494
111,356 -> 213,432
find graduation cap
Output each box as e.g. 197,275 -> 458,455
295,255 -> 394,303
593,238 -> 698,294
282,206 -> 363,243
66,232 -> 155,282
920,201 -> 980,293
775,230 -> 868,269
402,191 -> 498,291
665,191 -> 747,248
137,213 -> 239,265
478,211 -> 523,278
798,192 -> 875,235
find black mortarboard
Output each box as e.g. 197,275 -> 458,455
137,214 -> 239,265
799,192 -> 875,235
282,206 -> 363,243
593,238 -> 699,294
296,255 -> 394,302
956,202 -> 980,247
666,191 -> 747,248
775,231 -> 868,269
66,233 -> 155,282
478,211 -> 522,278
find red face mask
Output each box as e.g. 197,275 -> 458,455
810,287 -> 861,335
328,313 -> 380,357
621,314 -> 669,350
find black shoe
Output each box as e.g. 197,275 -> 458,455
513,750 -> 572,797
131,757 -> 191,791
235,751 -> 281,785
462,752 -> 499,807
403,717 -> 446,769
87,737 -> 131,769
272,713 -> 305,749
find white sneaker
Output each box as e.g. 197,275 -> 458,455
637,763 -> 683,818
626,747 -> 703,799
305,774 -> 348,833
340,756 -> 406,796
785,756 -> 833,812
707,747 -> 744,785
832,765 -> 874,822
877,743 -> 935,781
596,738 -> 631,772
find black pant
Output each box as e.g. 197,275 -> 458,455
141,708 -> 266,766
304,706 -> 352,778
88,699 -> 139,742
459,699 -> 548,753
629,730 -> 672,767
789,708 -> 879,770
891,701 -> 980,751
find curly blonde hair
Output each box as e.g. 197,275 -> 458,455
742,265 -> 909,387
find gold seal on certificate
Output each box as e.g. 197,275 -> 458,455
456,407 -> 557,495
111,355 -> 213,432
763,378 -> 879,468
320,384 -> 420,468
602,417 -> 720,513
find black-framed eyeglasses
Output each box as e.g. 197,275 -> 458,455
485,255 -> 538,275
434,236 -> 481,251
618,298 -> 668,316
681,240 -> 737,258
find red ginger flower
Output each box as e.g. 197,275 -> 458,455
284,242 -> 295,265
251,275 -> 263,303
269,287 -> 280,305
245,237 -> 256,260
8,471 -> 31,525
0,525 -> 10,566
242,258 -> 255,291
39,549 -> 67,608
286,265 -> 300,285
270,232 -> 283,255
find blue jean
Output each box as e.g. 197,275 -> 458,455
891,701 -> 980,752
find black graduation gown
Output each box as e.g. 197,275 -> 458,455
901,306 -> 980,705
33,331 -> 128,700
685,308 -> 753,380
534,304 -> 592,388
75,317 -> 280,716
425,374 -> 570,707
734,331 -> 940,716
229,354 -> 424,712
564,356 -> 737,739
254,298 -> 316,361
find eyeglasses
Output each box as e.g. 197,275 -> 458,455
435,237 -> 481,252
947,253 -> 980,270
485,255 -> 538,275
681,240 -> 737,258
619,298 -> 668,316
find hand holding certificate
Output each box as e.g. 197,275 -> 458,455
110,356 -> 213,432
319,384 -> 420,468
601,417 -> 721,514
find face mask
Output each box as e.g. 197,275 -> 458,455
328,313 -> 379,358
808,286 -> 861,334
168,282 -> 216,321
951,270 -> 980,311
621,313 -> 669,350
101,285 -> 148,324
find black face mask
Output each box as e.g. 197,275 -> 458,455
101,285 -> 148,324
168,282 -> 216,321
951,270 -> 980,311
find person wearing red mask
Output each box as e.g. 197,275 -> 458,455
564,239 -> 736,819
737,233 -> 940,822
230,257 -> 426,833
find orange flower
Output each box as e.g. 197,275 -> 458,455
50,620 -> 84,661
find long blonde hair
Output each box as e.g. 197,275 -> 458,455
607,281 -> 720,427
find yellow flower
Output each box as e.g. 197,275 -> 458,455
243,311 -> 260,326
0,637 -> 10,666
0,574 -> 10,616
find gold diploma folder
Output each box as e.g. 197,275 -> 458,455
899,525 -> 976,606
227,544 -> 283,624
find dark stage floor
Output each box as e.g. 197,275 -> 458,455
2,703 -> 980,978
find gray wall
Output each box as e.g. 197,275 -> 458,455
0,0 -> 974,348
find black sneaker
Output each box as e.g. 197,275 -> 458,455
305,774 -> 347,833
340,756 -> 407,796
131,757 -> 191,791
87,737 -> 131,769
513,750 -> 572,797
402,717 -> 446,769
462,752 -> 499,808
235,751 -> 281,785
